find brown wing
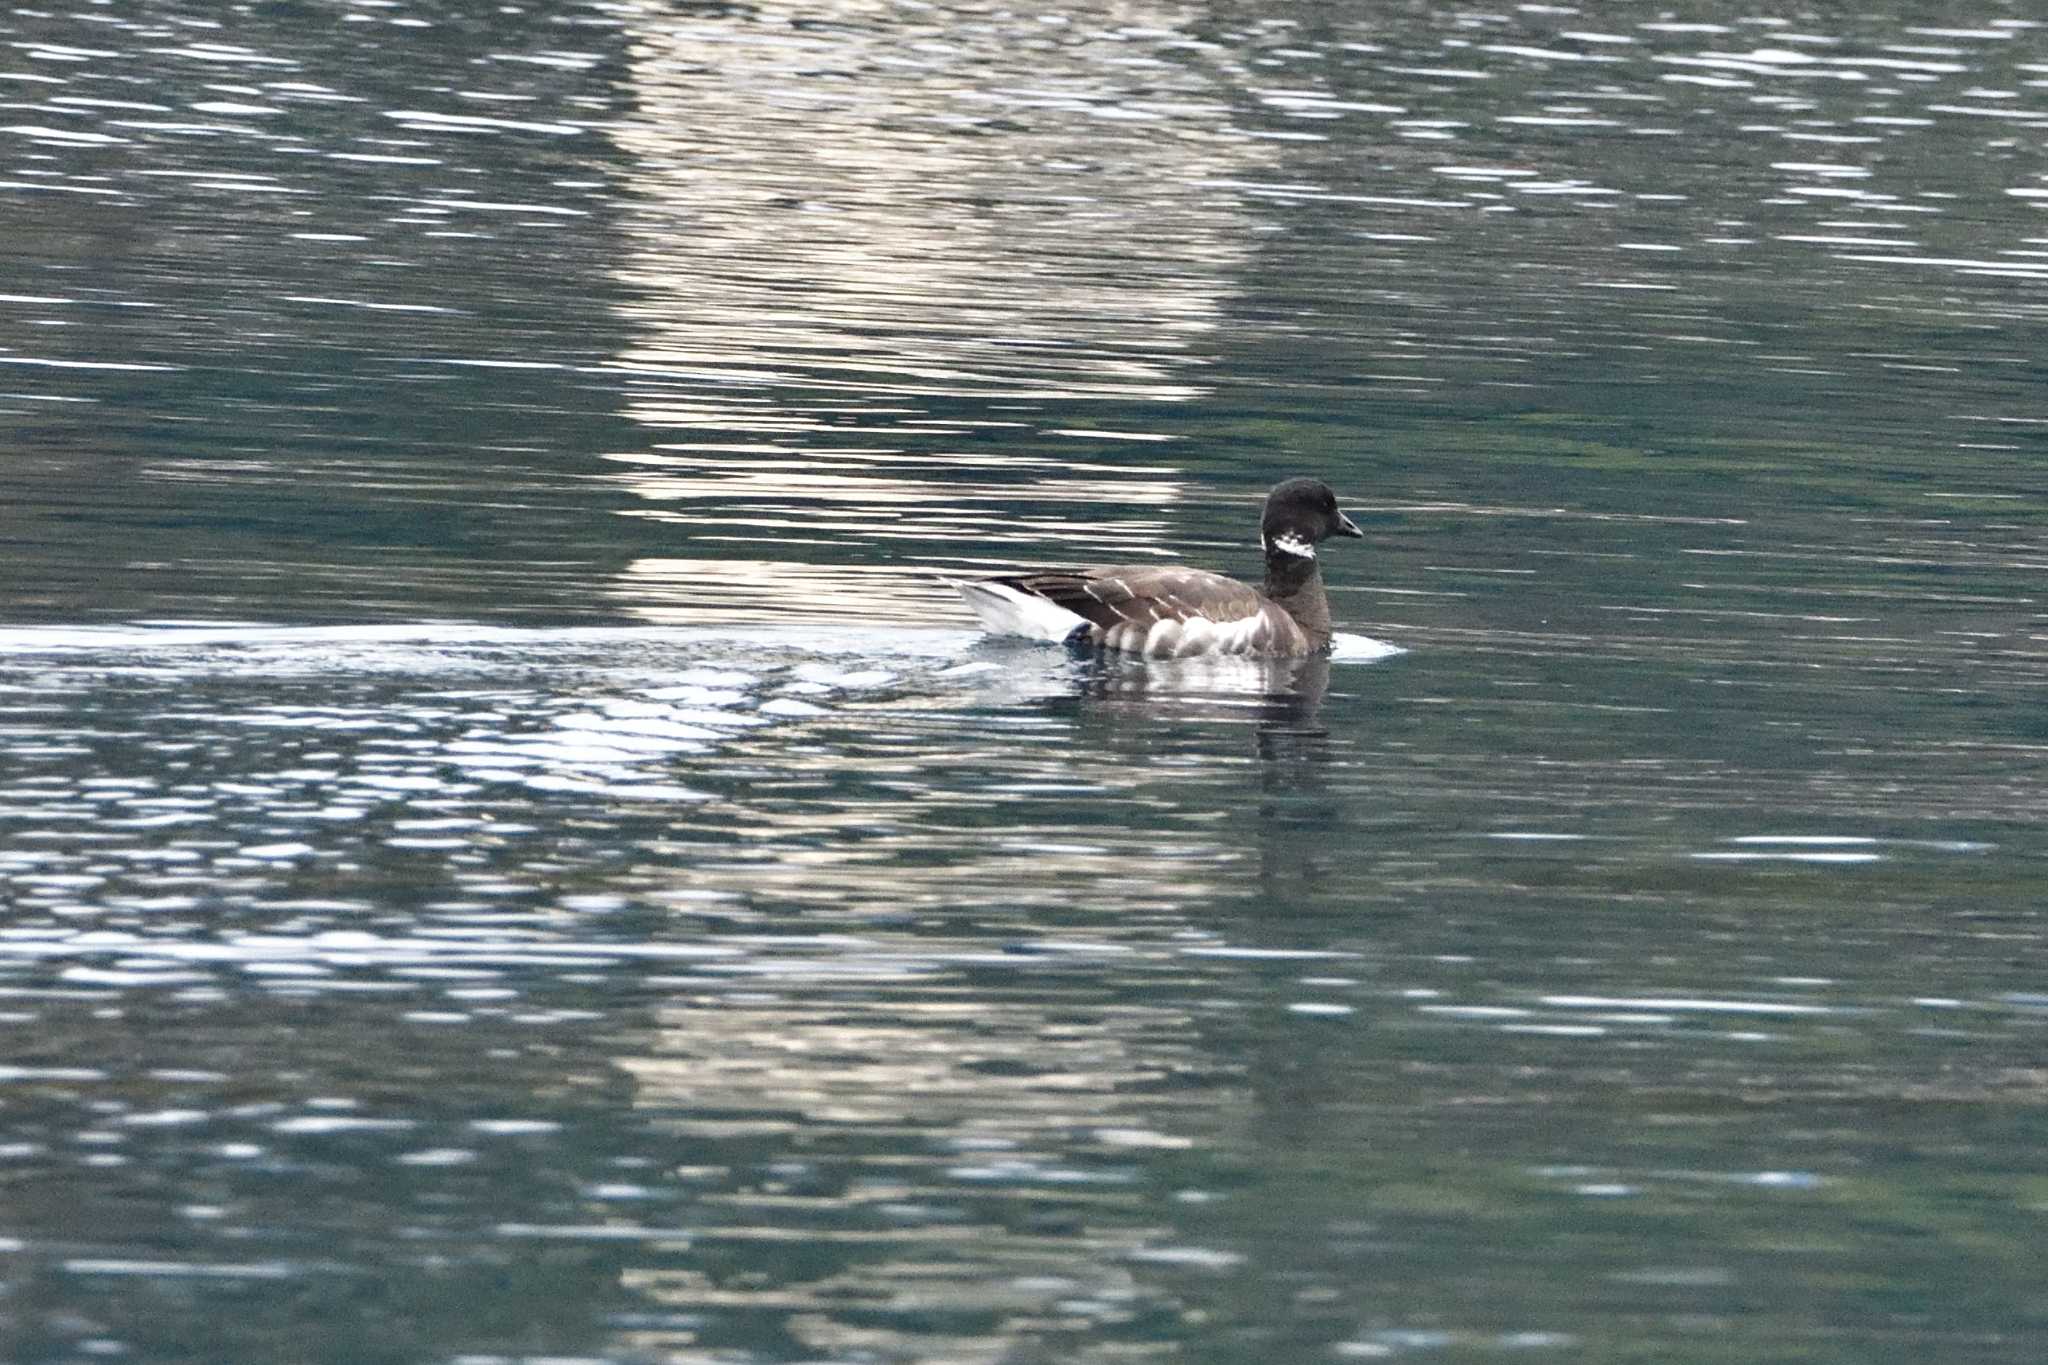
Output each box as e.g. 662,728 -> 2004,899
999,565 -> 1263,630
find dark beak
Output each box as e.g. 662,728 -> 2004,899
1334,510 -> 1364,538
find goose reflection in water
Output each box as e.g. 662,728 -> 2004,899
1068,650 -> 1332,727
1050,650 -> 1353,908
957,634 -> 1333,721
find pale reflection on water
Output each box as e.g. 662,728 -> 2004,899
601,0 -> 1277,620
607,1 -> 1258,407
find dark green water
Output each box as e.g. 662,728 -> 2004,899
3,2 -> 2047,1362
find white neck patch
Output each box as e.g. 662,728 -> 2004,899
1267,532 -> 1315,560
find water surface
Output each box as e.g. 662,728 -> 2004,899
3,2 -> 2048,1362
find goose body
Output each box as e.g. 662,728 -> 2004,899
954,478 -> 1363,659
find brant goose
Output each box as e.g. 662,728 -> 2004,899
954,477 -> 1364,658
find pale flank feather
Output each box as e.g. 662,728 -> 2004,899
1211,611 -> 1276,655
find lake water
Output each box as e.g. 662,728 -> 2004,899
4,2 -> 2048,1362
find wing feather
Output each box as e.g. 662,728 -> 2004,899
998,566 -> 1263,631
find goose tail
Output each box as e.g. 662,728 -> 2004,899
949,579 -> 1092,644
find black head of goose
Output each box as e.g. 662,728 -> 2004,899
953,477 -> 1364,658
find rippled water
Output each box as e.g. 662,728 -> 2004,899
5,2 -> 2048,1362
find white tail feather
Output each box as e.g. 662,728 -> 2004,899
950,580 -> 1091,644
